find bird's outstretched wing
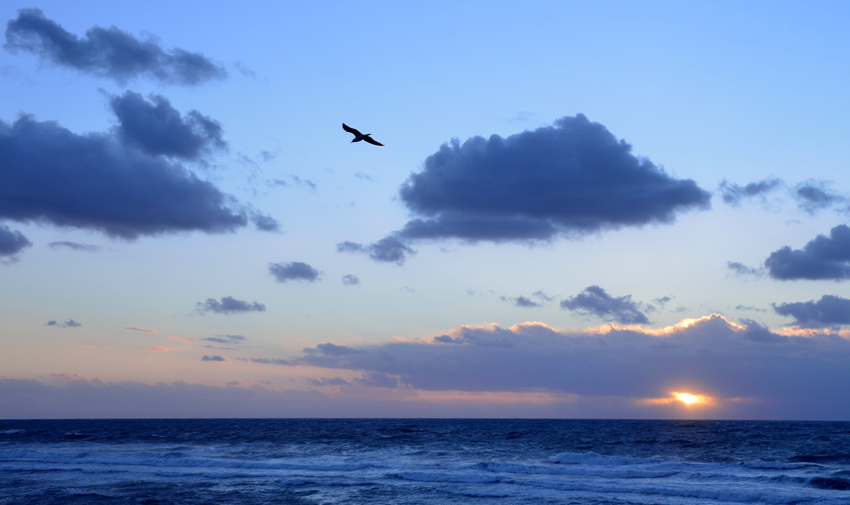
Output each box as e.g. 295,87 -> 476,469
342,123 -> 363,136
364,136 -> 384,146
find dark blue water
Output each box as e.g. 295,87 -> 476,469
1,419 -> 849,504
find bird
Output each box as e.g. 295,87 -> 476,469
343,123 -> 384,146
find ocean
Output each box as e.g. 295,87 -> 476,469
1,419 -> 848,504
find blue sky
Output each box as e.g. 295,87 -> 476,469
1,1 -> 850,419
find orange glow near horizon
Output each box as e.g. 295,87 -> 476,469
639,391 -> 715,407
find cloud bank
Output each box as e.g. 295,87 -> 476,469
340,114 -> 710,264
4,8 -> 226,85
765,224 -> 850,280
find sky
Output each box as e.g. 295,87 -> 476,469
1,0 -> 850,420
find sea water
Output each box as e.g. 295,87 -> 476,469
1,419 -> 848,504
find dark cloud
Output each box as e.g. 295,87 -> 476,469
773,295 -> 850,329
0,225 -> 31,259
110,91 -> 225,160
196,296 -> 265,315
4,8 -> 226,85
45,319 -> 81,328
202,335 -> 247,344
0,114 -> 248,239
48,241 -> 100,252
340,115 -> 710,264
337,236 -> 416,265
764,225 -> 850,280
342,274 -> 360,286
560,286 -> 649,324
793,181 -> 847,214
201,355 -> 225,362
718,178 -> 782,205
727,261 -> 764,277
739,319 -> 787,344
268,261 -> 321,283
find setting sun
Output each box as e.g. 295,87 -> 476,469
672,392 -> 711,406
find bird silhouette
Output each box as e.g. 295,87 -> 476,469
343,123 -> 383,146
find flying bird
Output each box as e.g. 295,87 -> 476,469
343,123 -> 384,146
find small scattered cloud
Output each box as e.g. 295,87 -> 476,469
718,178 -> 783,206
48,241 -> 100,252
560,286 -> 649,324
727,261 -> 765,278
342,274 -> 360,286
250,211 -> 280,232
793,180 -> 847,215
764,224 -> 850,280
501,295 -> 542,308
4,8 -> 227,85
196,296 -> 265,315
201,355 -> 226,362
269,261 -> 321,283
201,335 -> 247,345
307,377 -> 350,386
354,172 -> 375,182
531,290 -> 556,302
0,225 -> 31,261
336,236 -> 416,265
269,175 -> 316,191
735,304 -> 766,313
45,319 -> 81,328
168,336 -> 197,343
773,295 -> 850,329
123,327 -> 161,334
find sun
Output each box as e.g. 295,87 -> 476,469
671,392 -> 710,406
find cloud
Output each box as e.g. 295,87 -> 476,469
48,241 -> 100,252
0,224 -> 31,259
0,114 -> 248,239
793,181 -> 847,214
250,212 -> 280,232
201,355 -> 226,362
4,8 -> 226,85
342,274 -> 360,286
727,261 -> 764,277
337,236 -> 417,265
560,286 -> 649,324
268,261 -> 321,283
354,372 -> 399,389
201,335 -> 247,344
196,296 -> 265,315
123,327 -> 161,334
764,224 -> 850,280
110,91 -> 226,160
269,175 -> 316,191
307,377 -> 350,386
341,115 -> 710,264
502,295 -> 542,308
718,178 -> 783,205
773,295 -> 850,329
45,319 -> 81,328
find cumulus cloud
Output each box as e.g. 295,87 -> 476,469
501,295 -> 542,308
0,224 -> 31,259
0,114 -> 248,239
340,115 -> 710,264
793,181 -> 847,215
764,224 -> 850,280
268,261 -> 321,283
560,286 -> 649,324
201,355 -> 226,362
4,8 -> 226,85
718,178 -> 783,205
773,295 -> 850,329
250,212 -> 280,232
342,274 -> 360,286
45,319 -> 81,328
48,241 -> 100,252
196,296 -> 265,315
110,91 -> 225,160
